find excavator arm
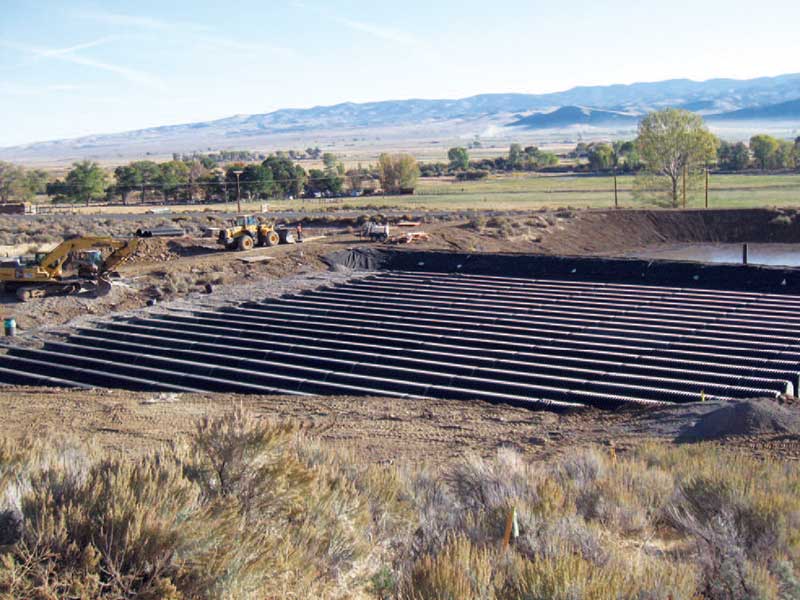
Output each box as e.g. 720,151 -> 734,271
1,235 -> 140,302
99,237 -> 140,274
37,236 -> 139,278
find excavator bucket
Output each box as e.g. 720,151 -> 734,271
94,277 -> 112,297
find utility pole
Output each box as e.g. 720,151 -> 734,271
233,170 -> 244,214
613,167 -> 618,209
705,167 -> 709,209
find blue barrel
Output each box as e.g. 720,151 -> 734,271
4,318 -> 16,337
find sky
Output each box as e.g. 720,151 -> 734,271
1,0 -> 799,146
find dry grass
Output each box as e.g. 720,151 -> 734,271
0,409 -> 798,599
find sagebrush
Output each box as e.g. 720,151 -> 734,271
0,408 -> 797,599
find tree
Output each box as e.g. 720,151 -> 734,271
377,153 -> 419,193
776,140 -> 797,169
0,162 -> 27,202
345,164 -> 371,194
717,141 -> 750,171
508,144 -> 525,170
613,141 -> 640,172
587,143 -> 614,171
227,164 -> 274,199
155,161 -> 189,202
749,134 -> 781,170
447,147 -> 469,171
635,109 -> 718,207
64,161 -> 108,205
262,155 -> 307,198
306,169 -> 343,196
203,169 -> 227,202
321,153 -> 342,174
113,165 -> 140,204
795,137 -> 800,169
187,160 -> 209,202
128,161 -> 161,203
21,170 -> 48,200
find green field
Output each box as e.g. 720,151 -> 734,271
41,173 -> 800,215
307,172 -> 800,212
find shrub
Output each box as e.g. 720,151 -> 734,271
407,535 -> 501,600
466,215 -> 487,231
0,448 -> 218,598
0,409 -> 390,599
0,419 -> 797,599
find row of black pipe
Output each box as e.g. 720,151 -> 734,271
1,270 -> 798,409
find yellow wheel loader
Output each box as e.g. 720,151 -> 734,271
217,215 -> 293,251
0,236 -> 139,301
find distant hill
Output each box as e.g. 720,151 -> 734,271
509,106 -> 639,129
708,98 -> 800,121
3,73 -> 800,163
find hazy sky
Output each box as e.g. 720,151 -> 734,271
1,0 -> 798,146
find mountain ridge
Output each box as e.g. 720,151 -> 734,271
3,73 -> 800,162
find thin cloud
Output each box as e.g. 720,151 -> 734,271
194,35 -> 296,58
39,36 -> 119,57
332,16 -> 422,46
291,3 -> 424,48
0,39 -> 164,89
0,82 -> 84,96
79,10 -> 294,57
78,11 -> 210,33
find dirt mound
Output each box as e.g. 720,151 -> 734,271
676,399 -> 800,442
130,238 -> 180,263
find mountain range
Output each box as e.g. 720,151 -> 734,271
3,73 -> 799,163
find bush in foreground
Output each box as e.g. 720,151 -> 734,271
0,408 -> 798,598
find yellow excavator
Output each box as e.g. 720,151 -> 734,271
0,236 -> 139,301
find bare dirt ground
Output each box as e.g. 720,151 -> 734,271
2,217 -> 548,331
1,388 -> 797,466
3,207 -> 800,464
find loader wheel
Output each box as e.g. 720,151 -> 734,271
238,235 -> 255,251
265,231 -> 280,247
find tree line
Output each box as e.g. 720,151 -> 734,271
432,131 -> 799,180
32,152 -> 420,205
171,147 -> 324,165
419,144 -> 559,179
580,134 -> 799,174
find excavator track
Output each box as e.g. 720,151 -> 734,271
15,281 -> 82,302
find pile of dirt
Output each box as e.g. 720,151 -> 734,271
130,238 -> 180,263
675,399 -> 800,442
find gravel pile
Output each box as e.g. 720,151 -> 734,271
675,399 -> 800,442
